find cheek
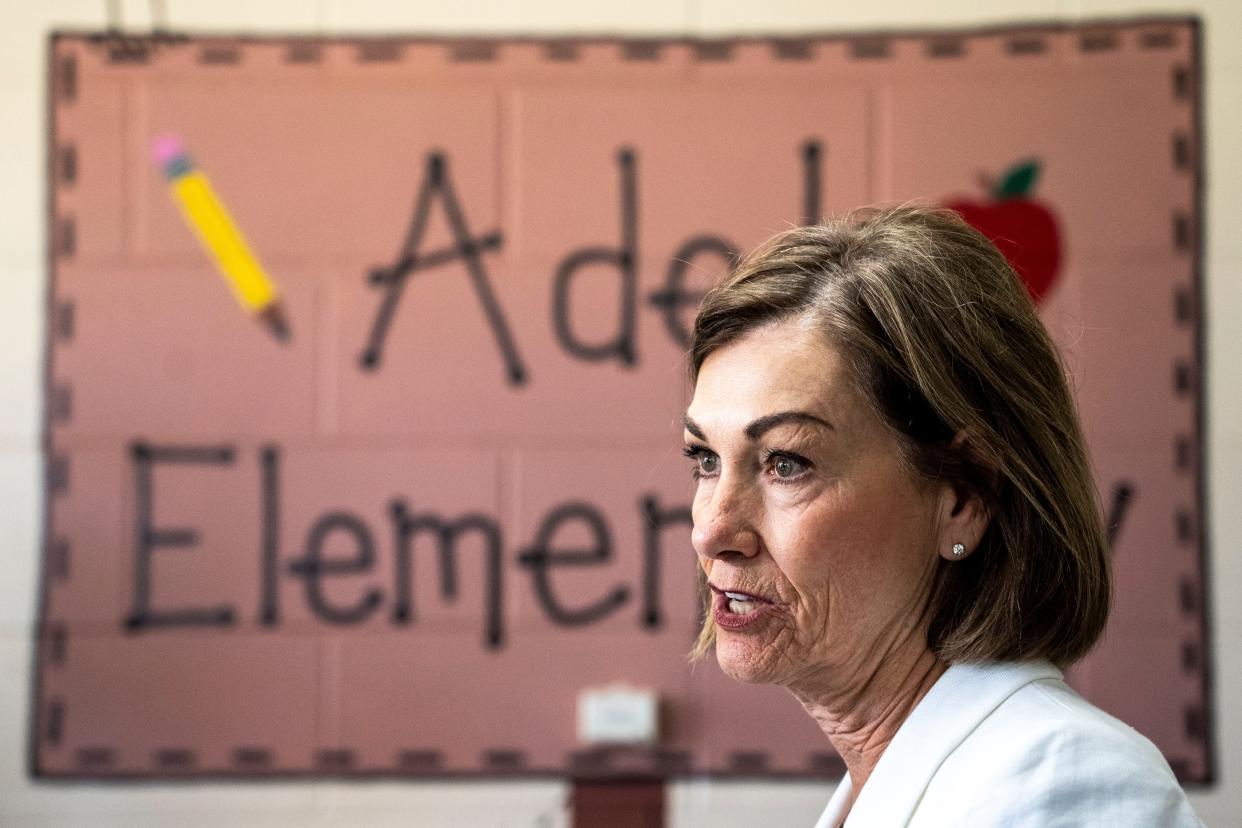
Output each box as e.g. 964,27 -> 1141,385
774,488 -> 932,602
776,516 -> 865,604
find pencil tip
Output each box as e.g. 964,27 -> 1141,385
259,302 -> 292,344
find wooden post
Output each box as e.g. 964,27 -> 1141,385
572,780 -> 665,827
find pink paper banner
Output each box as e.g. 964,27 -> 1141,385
36,20 -> 1208,782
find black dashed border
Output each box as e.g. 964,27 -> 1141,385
285,43 -> 322,64
58,144 -> 76,186
1005,36 -> 1048,56
33,18 -> 1209,784
926,38 -> 965,59
357,41 -> 402,63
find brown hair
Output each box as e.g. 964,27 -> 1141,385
688,204 -> 1110,667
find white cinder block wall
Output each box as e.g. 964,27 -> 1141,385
1,1 -> 1237,825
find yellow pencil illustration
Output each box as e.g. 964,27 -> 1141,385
152,134 -> 291,342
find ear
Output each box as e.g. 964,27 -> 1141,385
934,477 -> 991,561
933,433 -> 992,561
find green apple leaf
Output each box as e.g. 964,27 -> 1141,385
994,159 -> 1040,199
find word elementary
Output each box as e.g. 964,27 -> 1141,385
126,443 -> 692,650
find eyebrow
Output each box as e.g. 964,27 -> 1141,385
682,411 -> 833,442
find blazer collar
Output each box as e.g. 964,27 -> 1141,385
818,660 -> 1062,827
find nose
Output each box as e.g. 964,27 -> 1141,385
691,480 -> 761,562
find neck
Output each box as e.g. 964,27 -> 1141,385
788,634 -> 946,798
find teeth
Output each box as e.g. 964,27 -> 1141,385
727,598 -> 754,614
724,591 -> 751,601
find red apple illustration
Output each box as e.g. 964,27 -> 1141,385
945,159 -> 1062,304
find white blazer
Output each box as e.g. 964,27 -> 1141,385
814,660 -> 1204,827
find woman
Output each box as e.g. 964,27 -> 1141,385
682,205 -> 1203,826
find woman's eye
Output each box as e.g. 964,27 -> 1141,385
683,446 -> 719,478
768,453 -> 809,480
697,452 -> 719,476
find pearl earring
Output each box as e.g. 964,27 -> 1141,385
951,543 -> 966,558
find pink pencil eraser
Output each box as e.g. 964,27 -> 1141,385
151,134 -> 185,166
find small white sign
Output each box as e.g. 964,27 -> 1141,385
577,684 -> 659,745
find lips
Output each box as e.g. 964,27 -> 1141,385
709,583 -> 776,630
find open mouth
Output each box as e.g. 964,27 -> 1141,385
709,584 -> 772,616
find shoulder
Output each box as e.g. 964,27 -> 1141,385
913,674 -> 1203,827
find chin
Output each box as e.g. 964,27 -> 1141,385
715,636 -> 781,685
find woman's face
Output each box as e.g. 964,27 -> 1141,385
684,318 -> 946,690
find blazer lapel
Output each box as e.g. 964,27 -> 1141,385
843,660 -> 1062,826
813,775 -> 853,828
